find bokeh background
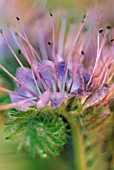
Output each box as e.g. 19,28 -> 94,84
0,0 -> 114,170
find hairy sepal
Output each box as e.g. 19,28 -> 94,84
5,107 -> 68,158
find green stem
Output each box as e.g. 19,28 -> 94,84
64,112 -> 87,170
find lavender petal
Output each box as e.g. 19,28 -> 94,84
50,92 -> 64,108
82,72 -> 90,85
10,92 -> 36,111
38,60 -> 55,72
36,90 -> 51,108
84,86 -> 108,109
16,67 -> 38,94
71,75 -> 82,93
39,71 -> 55,89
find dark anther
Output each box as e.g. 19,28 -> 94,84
106,26 -> 111,29
48,42 -> 52,45
15,32 -> 18,36
83,14 -> 86,19
18,49 -> 21,54
103,83 -> 109,88
99,29 -> 103,33
111,39 -> 114,42
81,50 -> 85,55
16,17 -> 20,20
50,13 -> 53,17
0,29 -> 3,34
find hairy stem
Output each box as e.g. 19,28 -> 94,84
63,111 -> 87,170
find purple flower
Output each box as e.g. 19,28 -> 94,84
0,11 -> 114,111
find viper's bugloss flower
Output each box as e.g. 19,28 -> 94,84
0,11 -> 114,112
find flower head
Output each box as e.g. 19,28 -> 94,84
0,11 -> 114,113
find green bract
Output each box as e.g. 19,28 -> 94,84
5,107 -> 68,158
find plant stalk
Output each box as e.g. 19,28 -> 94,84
64,111 -> 87,170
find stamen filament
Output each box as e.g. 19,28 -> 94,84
8,24 -> 42,62
0,86 -> 12,93
0,97 -> 37,111
0,64 -> 38,98
1,31 -> 26,72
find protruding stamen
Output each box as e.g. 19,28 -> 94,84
0,97 -> 37,111
37,28 -> 48,60
15,34 -> 31,64
62,11 -> 88,92
87,30 -> 107,89
58,18 -> 66,60
0,31 -> 26,72
68,33 -> 85,93
50,13 -> 58,65
16,17 -> 37,62
49,13 -> 59,91
0,64 -> 38,98
31,70 -> 42,96
108,72 -> 114,84
84,13 -> 103,53
0,86 -> 12,93
8,24 -> 41,62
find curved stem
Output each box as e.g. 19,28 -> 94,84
63,111 -> 87,170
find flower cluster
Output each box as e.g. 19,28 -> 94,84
0,11 -> 114,113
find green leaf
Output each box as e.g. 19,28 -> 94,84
5,107 -> 68,158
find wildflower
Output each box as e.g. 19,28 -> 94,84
0,11 -> 114,114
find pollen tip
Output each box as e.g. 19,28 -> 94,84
99,29 -> 103,33
18,49 -> 21,54
48,41 -> 52,45
16,17 -> 20,21
0,29 -> 3,34
110,39 -> 114,42
104,83 -> 109,88
83,14 -> 86,19
50,13 -> 53,17
81,50 -> 85,55
106,26 -> 111,29
15,32 -> 18,36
